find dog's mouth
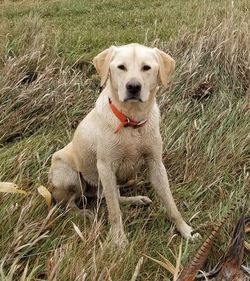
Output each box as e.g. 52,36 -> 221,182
123,97 -> 143,103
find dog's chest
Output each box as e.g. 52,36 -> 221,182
118,129 -> 147,157
114,129 -> 148,181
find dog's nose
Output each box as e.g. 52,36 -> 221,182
126,80 -> 142,95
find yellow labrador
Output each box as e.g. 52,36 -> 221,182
49,43 -> 196,246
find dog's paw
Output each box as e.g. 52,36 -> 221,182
79,209 -> 95,220
117,236 -> 129,248
109,229 -> 129,249
70,208 -> 95,220
177,221 -> 201,241
119,195 -> 152,206
133,196 -> 152,206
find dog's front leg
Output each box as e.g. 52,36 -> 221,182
97,159 -> 128,247
148,157 -> 196,240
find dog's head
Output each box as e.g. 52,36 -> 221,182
93,43 -> 175,103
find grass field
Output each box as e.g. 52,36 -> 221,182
0,0 -> 250,280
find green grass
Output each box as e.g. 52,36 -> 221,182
0,0 -> 250,280
1,0 -> 249,62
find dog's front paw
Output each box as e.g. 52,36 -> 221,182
176,221 -> 201,241
116,235 -> 129,248
109,228 -> 129,248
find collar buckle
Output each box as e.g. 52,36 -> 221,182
124,117 -> 130,127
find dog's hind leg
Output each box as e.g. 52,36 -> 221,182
49,156 -> 93,218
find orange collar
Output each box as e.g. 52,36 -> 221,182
108,98 -> 147,133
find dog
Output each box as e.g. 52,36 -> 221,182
49,43 -> 196,246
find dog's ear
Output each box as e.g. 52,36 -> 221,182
153,48 -> 175,88
93,46 -> 116,87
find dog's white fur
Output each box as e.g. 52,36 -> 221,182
49,43 -> 195,246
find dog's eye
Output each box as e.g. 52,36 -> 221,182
118,64 -> 126,71
142,65 -> 151,71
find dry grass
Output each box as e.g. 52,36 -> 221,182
0,1 -> 250,280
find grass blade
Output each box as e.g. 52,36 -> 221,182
37,185 -> 52,208
0,182 -> 28,195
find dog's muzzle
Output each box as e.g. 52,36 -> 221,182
124,79 -> 142,102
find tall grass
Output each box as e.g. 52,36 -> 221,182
0,1 -> 249,280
